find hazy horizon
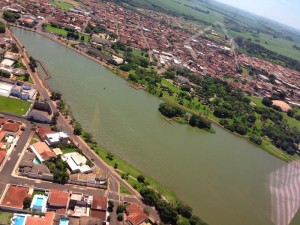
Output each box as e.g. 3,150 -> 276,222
215,0 -> 300,31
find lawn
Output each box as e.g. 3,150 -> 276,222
0,212 -> 13,225
0,96 -> 32,116
60,146 -> 79,154
120,184 -> 131,195
44,24 -> 90,43
51,0 -> 74,10
44,24 -> 68,36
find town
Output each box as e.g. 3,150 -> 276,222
0,0 -> 299,225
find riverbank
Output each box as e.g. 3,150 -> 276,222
11,25 -> 297,164
8,26 -> 179,202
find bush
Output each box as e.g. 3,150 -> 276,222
116,205 -> 125,214
117,213 -> 123,221
23,197 -> 32,209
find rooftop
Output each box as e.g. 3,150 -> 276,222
48,189 -> 69,207
2,122 -> 20,133
1,185 -> 30,209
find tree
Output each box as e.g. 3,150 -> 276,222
117,213 -> 123,221
158,103 -> 185,118
51,91 -> 62,101
11,43 -> 19,53
140,188 -> 161,206
23,197 -> 32,209
51,112 -> 59,125
116,204 -> 125,214
189,215 -> 207,225
137,175 -> 145,183
0,22 -> 5,33
84,132 -> 93,143
73,123 -> 83,135
24,73 -> 30,82
262,97 -> 272,107
155,200 -> 178,224
176,201 -> 192,218
108,200 -> 114,212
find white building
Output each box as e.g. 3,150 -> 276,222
61,152 -> 92,174
44,132 -> 69,147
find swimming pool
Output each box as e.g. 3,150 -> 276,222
12,215 -> 26,225
30,195 -> 48,212
33,157 -> 41,164
59,217 -> 69,225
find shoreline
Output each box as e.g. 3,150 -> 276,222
9,25 -> 179,202
10,25 -> 295,164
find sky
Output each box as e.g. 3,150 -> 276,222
215,0 -> 300,30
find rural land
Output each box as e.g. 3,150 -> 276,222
0,0 -> 299,225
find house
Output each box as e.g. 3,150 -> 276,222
90,196 -> 107,221
45,132 -> 70,147
27,101 -> 52,123
125,203 -> 148,225
30,142 -> 56,162
0,58 -> 15,69
69,168 -> 107,188
2,122 -> 20,136
0,185 -> 31,209
25,212 -> 57,225
36,127 -> 54,140
61,152 -> 91,173
48,189 -> 69,209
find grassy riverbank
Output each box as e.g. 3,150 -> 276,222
88,142 -> 178,202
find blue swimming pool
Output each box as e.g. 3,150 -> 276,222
33,157 -> 41,164
13,215 -> 26,225
59,217 -> 69,225
32,197 -> 43,210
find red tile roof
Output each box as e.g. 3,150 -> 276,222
31,142 -> 56,161
0,150 -> 6,165
2,122 -> 20,133
1,185 -> 30,209
90,209 -> 106,221
91,196 -> 107,211
25,212 -> 55,225
36,127 -> 53,140
0,118 -> 7,126
126,203 -> 148,225
48,189 -> 69,207
0,131 -> 6,142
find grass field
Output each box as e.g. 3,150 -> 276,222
44,24 -> 90,43
0,96 -> 31,116
51,0 -> 74,10
0,212 -> 12,225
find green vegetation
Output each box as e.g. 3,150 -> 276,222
45,157 -> 69,184
0,212 -> 13,225
120,184 -> 131,195
44,24 -> 90,43
50,0 -> 74,10
0,21 -> 6,33
58,143 -> 81,154
23,197 -> 32,209
0,96 -> 31,115
3,10 -> 20,23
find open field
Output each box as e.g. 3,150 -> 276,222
50,0 -> 75,10
44,24 -> 90,43
0,96 -> 31,115
0,212 -> 12,225
126,0 -> 300,60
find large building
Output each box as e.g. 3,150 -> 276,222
45,132 -> 70,147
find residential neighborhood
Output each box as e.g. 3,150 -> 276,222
0,0 -> 300,225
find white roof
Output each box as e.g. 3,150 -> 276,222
62,152 -> 90,173
1,59 -> 15,67
46,132 -> 69,143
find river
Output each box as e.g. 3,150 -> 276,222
12,28 -> 300,225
